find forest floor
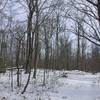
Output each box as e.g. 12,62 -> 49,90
0,69 -> 100,100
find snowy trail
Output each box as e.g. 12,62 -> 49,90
50,71 -> 100,100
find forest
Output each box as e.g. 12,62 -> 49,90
0,0 -> 100,100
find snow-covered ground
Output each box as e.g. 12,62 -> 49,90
0,70 -> 100,100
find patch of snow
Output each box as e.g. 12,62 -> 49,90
0,69 -> 99,100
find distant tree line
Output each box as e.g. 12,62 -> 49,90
0,0 -> 100,74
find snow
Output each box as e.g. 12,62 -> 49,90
0,69 -> 99,100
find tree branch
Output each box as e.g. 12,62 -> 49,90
86,0 -> 97,7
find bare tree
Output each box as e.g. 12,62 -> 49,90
33,0 -> 39,78
69,0 -> 100,46
21,0 -> 36,94
15,25 -> 25,87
